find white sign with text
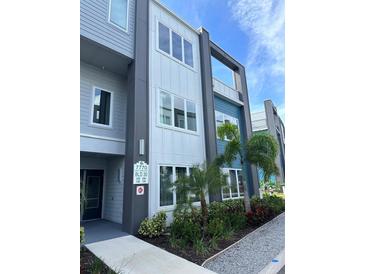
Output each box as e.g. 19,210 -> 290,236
133,161 -> 149,184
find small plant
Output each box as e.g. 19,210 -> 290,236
90,257 -> 104,274
207,218 -> 225,239
209,236 -> 220,250
138,211 -> 167,238
80,226 -> 85,244
193,238 -> 210,256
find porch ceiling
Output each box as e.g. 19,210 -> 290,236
80,36 -> 131,76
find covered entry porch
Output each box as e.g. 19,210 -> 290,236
80,152 -> 126,242
82,219 -> 128,244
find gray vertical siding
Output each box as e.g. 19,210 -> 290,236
80,0 -> 135,58
214,95 -> 245,169
80,61 -> 128,141
104,156 -> 125,224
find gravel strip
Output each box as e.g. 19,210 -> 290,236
203,213 -> 285,274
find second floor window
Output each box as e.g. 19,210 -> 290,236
215,111 -> 239,140
159,90 -> 197,132
109,0 -> 128,31
93,88 -> 111,126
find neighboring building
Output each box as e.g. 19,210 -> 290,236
80,0 -> 259,234
251,100 -> 285,184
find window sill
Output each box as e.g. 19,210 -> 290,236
158,201 -> 201,212
222,196 -> 244,201
89,123 -> 113,130
156,47 -> 197,73
156,122 -> 199,136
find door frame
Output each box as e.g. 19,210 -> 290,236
80,169 -> 106,221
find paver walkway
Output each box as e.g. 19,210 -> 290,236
203,213 -> 285,274
86,235 -> 217,274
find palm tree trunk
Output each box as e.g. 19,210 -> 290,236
200,191 -> 209,230
241,158 -> 252,212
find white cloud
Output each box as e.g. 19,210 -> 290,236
228,0 -> 285,97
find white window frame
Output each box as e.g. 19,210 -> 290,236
157,89 -> 198,135
108,0 -> 129,33
221,168 -> 245,200
156,20 -> 196,71
158,164 -> 200,210
215,110 -> 240,141
90,86 -> 114,129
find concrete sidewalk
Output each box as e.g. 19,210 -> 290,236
86,235 -> 216,274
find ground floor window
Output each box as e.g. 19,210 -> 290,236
221,168 -> 245,200
159,165 -> 199,207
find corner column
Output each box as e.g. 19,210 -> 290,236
198,28 -> 221,203
123,0 -> 149,234
235,65 -> 260,197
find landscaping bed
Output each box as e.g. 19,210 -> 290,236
80,246 -> 116,274
137,194 -> 285,266
139,225 -> 257,265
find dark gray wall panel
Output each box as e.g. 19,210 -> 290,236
122,0 -> 149,235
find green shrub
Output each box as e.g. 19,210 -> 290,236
138,211 -> 167,238
207,218 -> 225,239
80,227 -> 85,244
208,200 -> 247,231
170,210 -> 202,247
247,194 -> 285,226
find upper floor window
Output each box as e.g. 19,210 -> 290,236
159,91 -> 172,126
109,0 -> 128,31
157,22 -> 194,68
184,40 -> 194,67
92,88 -> 112,126
159,90 -> 197,133
215,111 -> 239,140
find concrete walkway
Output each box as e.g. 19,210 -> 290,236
86,235 -> 217,274
203,213 -> 285,274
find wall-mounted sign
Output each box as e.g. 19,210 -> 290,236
133,161 -> 149,184
136,186 -> 144,196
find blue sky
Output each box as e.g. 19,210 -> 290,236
160,0 -> 285,121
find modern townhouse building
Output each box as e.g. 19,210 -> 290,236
251,100 -> 285,184
80,0 -> 259,234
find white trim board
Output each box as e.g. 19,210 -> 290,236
80,133 -> 125,143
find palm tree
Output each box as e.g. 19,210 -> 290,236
245,133 -> 279,191
217,123 -> 252,211
174,160 -> 227,230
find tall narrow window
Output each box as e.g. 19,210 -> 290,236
160,166 -> 173,206
184,39 -> 194,67
229,170 -> 239,198
160,91 -> 172,125
215,111 -> 224,137
174,97 -> 185,129
237,170 -> 245,196
175,167 -> 187,204
186,101 -> 197,131
172,31 -> 183,61
109,0 -> 128,30
93,88 -> 111,125
159,22 -> 170,54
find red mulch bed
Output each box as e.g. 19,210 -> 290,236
138,226 -> 258,265
80,247 -> 116,274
